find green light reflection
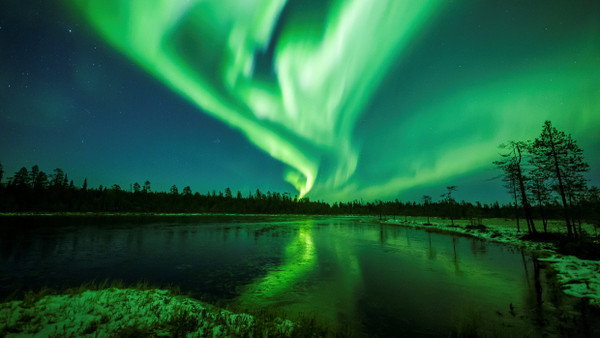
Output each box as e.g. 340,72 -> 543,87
235,223 -> 316,307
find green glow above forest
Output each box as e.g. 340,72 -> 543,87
69,0 -> 600,201
69,0 -> 441,198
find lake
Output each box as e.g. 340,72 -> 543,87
0,215 -> 597,336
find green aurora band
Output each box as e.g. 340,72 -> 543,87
70,0 -> 599,201
69,0 -> 441,198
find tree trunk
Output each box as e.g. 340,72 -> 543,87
516,144 -> 536,235
513,186 -> 520,233
567,193 -> 580,238
536,190 -> 547,233
548,130 -> 572,236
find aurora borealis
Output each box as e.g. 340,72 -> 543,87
1,0 -> 599,202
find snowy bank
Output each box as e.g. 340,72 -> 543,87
0,288 -> 295,337
539,255 -> 600,306
383,217 -> 600,306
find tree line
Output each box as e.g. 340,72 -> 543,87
0,162 -> 548,217
494,120 -> 598,237
0,122 -> 597,227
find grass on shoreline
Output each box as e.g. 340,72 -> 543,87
384,216 -> 599,260
1,280 -> 334,337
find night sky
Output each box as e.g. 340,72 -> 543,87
1,0 -> 599,203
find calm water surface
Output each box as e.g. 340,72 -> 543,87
0,215 -> 598,336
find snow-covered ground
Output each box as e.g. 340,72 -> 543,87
383,216 -> 600,306
0,288 -> 295,337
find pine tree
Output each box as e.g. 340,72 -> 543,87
422,195 -> 432,225
528,167 -> 551,233
52,168 -> 65,188
34,171 -> 49,190
29,165 -> 40,188
503,169 -> 521,233
494,141 -> 536,235
441,186 -> 458,226
13,167 -> 30,187
531,121 -> 589,237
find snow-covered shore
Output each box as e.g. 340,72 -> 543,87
0,288 -> 295,337
383,217 -> 600,306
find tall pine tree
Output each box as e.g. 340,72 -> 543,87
531,121 -> 589,237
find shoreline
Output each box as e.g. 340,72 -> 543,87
381,217 -> 600,306
0,288 -> 297,337
1,214 -> 599,335
0,212 -> 363,217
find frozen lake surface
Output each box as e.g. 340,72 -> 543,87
1,215 -> 598,336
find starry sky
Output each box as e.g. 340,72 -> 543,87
1,0 -> 599,203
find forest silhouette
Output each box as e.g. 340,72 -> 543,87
1,122 -> 598,231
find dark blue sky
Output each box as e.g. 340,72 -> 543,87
1,0 -> 599,203
1,0 -> 294,196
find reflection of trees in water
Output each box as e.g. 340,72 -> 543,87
521,252 -> 545,326
379,224 -> 388,244
470,239 -> 487,256
452,236 -> 459,273
428,233 -> 436,260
